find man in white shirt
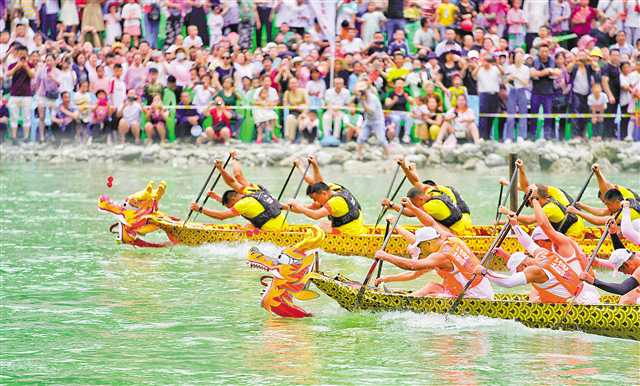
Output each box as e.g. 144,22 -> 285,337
322,78 -> 351,139
504,49 -> 530,142
341,27 -> 365,54
413,17 -> 439,52
287,0 -> 312,35
473,54 -> 503,140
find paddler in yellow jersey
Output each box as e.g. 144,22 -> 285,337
374,226 -> 494,299
190,152 -> 288,231
568,163 -> 640,229
382,187 -> 473,236
288,182 -> 365,235
396,158 -> 473,224
507,159 -> 585,238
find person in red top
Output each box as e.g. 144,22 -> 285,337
197,97 -> 231,144
570,0 -> 597,37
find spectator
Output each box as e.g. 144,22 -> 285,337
506,0 -> 527,50
387,29 -> 409,55
175,91 -> 201,139
253,86 -> 278,144
550,0 -> 571,40
524,0 -> 549,50
385,78 -> 413,143
298,110 -> 319,144
530,44 -> 560,140
619,61 -> 635,139
254,0 -> 274,46
59,0 -> 79,35
82,0 -> 105,45
342,101 -> 363,142
435,0 -> 458,38
611,31 -> 635,58
144,94 -> 168,144
198,97 -> 232,144
385,0 -> 405,41
118,90 -> 143,144
474,54 -> 502,140
74,80 -> 93,142
92,89 -> 112,142
283,78 -> 308,142
143,0 -> 162,48
122,0 -> 143,47
306,69 -> 326,111
570,0 -> 597,38
553,51 -> 571,138
602,48 -> 622,139
360,2 -> 386,46
568,48 -> 601,140
413,17 -> 439,52
625,0 -> 640,47
51,91 -> 78,141
323,77 -> 351,140
588,82 -> 608,140
355,82 -> 389,160
435,94 -> 480,146
504,49 -> 530,142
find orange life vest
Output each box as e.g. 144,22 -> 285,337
435,237 -> 483,295
532,250 -> 584,303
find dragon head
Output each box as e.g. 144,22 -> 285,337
247,226 -> 325,318
98,180 -> 173,248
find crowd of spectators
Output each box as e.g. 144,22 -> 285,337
1,0 -> 640,149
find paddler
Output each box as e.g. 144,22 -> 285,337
397,158 -> 472,220
382,187 -> 473,236
190,152 -> 288,231
293,155 -> 349,195
567,163 -> 639,228
580,249 -> 640,305
287,181 -> 365,235
374,225 -> 494,299
506,159 -> 585,238
481,186 -> 599,304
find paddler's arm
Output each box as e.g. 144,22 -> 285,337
374,250 -> 445,271
308,155 -> 324,184
511,222 -> 543,256
382,199 -> 418,217
190,202 -> 237,220
388,221 -> 416,244
530,193 -> 574,255
215,158 -> 244,193
574,201 -> 611,216
397,157 -> 425,191
498,205 -> 535,225
375,270 -> 427,285
591,163 -> 615,197
567,206 -> 609,225
231,153 -> 251,190
580,271 -> 640,295
515,159 -> 529,193
288,201 -> 329,220
475,265 -> 547,288
621,202 -> 640,245
400,198 -> 454,238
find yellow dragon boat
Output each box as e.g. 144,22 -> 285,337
309,273 -> 640,341
151,218 -> 638,271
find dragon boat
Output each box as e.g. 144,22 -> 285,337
149,218 -> 638,270
309,273 -> 640,341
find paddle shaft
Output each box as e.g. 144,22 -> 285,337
374,175 -> 407,228
448,192 -> 531,315
276,164 -> 296,201
585,209 -> 621,272
354,206 -> 404,309
495,166 -> 519,224
192,155 -> 232,222
376,220 -> 392,280
557,170 -> 594,232
282,162 -> 311,225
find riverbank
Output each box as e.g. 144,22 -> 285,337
2,140 -> 638,172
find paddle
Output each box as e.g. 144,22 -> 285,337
191,155 -> 232,223
184,154 -> 231,226
374,175 -> 407,229
276,163 -> 297,201
375,219 -> 392,281
448,191 -> 532,316
354,206 -> 404,309
557,170 -> 594,232
495,166 -> 519,224
281,162 -> 311,225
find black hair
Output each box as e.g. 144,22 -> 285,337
422,180 -> 437,186
420,17 -> 429,28
222,190 -> 239,206
114,63 -> 123,70
149,67 -> 159,74
604,188 -> 624,202
407,187 -> 424,199
306,182 -> 330,196
167,75 -> 177,83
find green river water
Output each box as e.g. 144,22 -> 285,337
1,162 -> 638,385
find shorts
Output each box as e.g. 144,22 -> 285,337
38,96 -> 58,109
357,119 -> 388,146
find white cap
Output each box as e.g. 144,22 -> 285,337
265,42 -> 277,50
610,249 -> 633,272
412,227 -> 439,247
354,81 -> 368,93
531,226 -> 549,241
467,50 -> 479,59
507,252 -> 527,274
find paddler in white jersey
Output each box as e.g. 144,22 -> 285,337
374,216 -> 494,299
476,186 -> 599,304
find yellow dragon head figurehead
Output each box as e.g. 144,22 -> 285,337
98,180 -> 174,248
247,226 -> 325,318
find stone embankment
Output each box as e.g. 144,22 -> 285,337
2,140 -> 638,172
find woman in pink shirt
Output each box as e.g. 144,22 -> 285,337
571,0 -> 597,37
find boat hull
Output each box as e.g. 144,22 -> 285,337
152,219 -> 638,271
310,273 -> 640,341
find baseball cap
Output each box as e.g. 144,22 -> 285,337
467,50 -> 479,60
507,252 -> 527,274
531,226 -> 550,241
610,249 -> 633,271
